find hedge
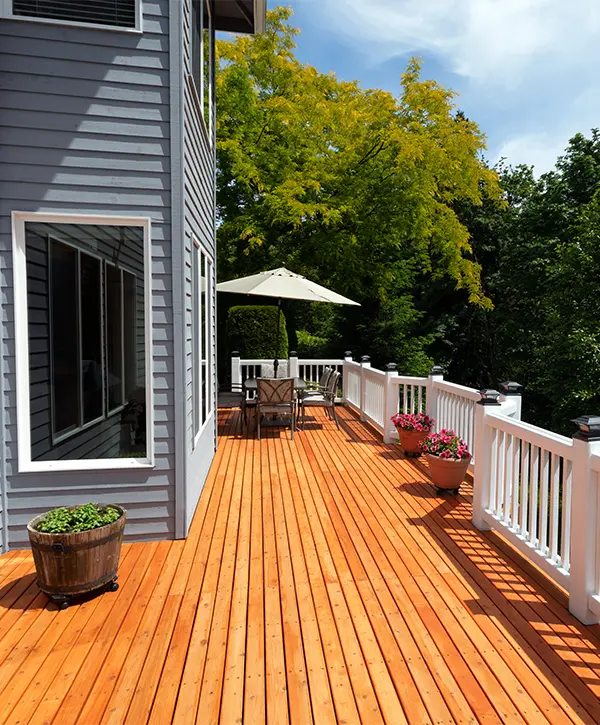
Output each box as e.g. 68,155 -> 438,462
227,305 -> 288,359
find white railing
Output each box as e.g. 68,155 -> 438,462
587,453 -> 600,619
394,376 -> 427,415
343,360 -> 361,410
229,351 -> 600,625
435,381 -> 479,458
476,411 -> 573,590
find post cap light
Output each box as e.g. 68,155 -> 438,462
386,363 -> 398,372
289,351 -> 297,357
478,389 -> 501,406
231,350 -> 240,357
344,351 -> 352,358
361,355 -> 371,363
571,415 -> 600,440
430,364 -> 443,375
500,381 -> 523,395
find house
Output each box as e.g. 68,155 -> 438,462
0,0 -> 266,552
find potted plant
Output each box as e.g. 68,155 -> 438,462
27,503 -> 126,610
420,429 -> 471,493
391,412 -> 435,456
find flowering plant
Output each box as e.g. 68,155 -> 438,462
420,429 -> 471,460
391,412 -> 435,432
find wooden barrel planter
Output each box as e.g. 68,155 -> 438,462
27,505 -> 126,610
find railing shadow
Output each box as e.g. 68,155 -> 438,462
400,475 -> 600,692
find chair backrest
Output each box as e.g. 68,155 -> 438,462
319,367 -> 332,389
327,370 -> 341,398
256,377 -> 294,404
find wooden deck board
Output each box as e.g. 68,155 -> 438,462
1,406 -> 600,724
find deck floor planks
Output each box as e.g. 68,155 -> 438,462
75,540 -> 174,725
145,414 -> 239,725
243,424 -> 267,725
307,422 -> 483,725
332,410 -> 600,720
371,441 -> 600,723
330,410 -> 580,720
278,432 -> 364,725
0,407 -> 599,723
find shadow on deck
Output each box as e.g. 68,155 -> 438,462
0,406 -> 599,724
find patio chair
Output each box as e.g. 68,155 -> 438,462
306,366 -> 333,392
256,377 -> 296,440
300,370 -> 341,429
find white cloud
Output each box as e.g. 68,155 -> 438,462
312,0 -> 600,89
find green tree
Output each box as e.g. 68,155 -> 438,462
215,6 -> 501,371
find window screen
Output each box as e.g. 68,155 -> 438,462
12,0 -> 137,28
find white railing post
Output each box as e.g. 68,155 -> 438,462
342,351 -> 352,403
569,415 -> 600,624
360,355 -> 370,422
500,381 -> 523,420
427,364 -> 444,428
383,363 -> 398,444
231,351 -> 241,388
472,389 -> 502,531
289,350 -> 299,379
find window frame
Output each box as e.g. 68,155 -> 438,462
104,260 -> 126,417
12,211 -> 154,472
0,0 -> 143,33
188,0 -> 215,141
192,238 -> 214,448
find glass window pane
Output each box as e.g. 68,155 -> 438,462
105,264 -> 123,412
192,245 -> 200,437
25,222 -> 146,462
201,254 -> 207,424
50,240 -> 79,437
80,253 -> 103,424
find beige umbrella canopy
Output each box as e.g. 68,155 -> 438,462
216,267 -> 360,375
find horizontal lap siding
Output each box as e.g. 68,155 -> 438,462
181,0 -> 217,533
0,0 -> 175,549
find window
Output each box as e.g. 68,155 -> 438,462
190,0 -> 215,133
192,241 -> 213,443
6,0 -> 140,31
13,213 -> 153,471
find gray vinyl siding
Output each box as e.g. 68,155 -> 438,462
181,0 -> 217,533
0,1 -> 175,548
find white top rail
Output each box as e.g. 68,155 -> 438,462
393,375 -> 428,385
486,409 -> 573,456
434,379 -> 481,401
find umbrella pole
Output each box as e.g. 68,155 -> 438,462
274,298 -> 281,378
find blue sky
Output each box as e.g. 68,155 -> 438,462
284,0 -> 600,175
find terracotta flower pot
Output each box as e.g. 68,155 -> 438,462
425,454 -> 469,492
396,427 -> 429,456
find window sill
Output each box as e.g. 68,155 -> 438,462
2,13 -> 142,33
18,457 -> 155,474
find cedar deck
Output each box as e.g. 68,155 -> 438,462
1,408 -> 600,724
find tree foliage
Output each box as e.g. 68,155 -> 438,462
216,7 -> 600,435
430,131 -> 600,434
216,6 -> 501,373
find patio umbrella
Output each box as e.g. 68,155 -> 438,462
216,267 -> 360,376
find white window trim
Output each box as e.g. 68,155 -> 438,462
12,211 -> 155,473
192,239 -> 214,449
0,0 -> 143,33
